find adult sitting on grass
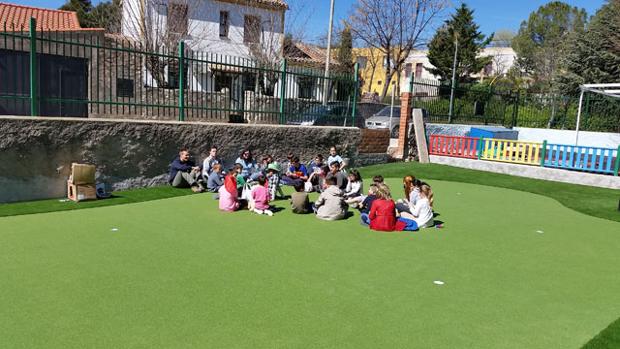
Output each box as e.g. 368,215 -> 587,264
326,161 -> 348,191
314,176 -> 348,221
202,146 -> 222,179
235,149 -> 259,180
169,148 -> 204,193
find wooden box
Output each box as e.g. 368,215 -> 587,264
67,181 -> 97,202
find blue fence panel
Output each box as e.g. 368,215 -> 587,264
543,143 -> 618,175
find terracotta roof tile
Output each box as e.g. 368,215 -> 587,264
0,2 -> 83,31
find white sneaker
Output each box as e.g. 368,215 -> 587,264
253,209 -> 264,215
264,209 -> 274,216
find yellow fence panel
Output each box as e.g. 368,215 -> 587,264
481,139 -> 542,166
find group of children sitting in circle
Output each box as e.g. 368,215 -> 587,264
168,146 -> 436,232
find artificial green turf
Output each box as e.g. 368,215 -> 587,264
1,163 -> 618,223
1,179 -> 619,348
360,162 -> 620,223
0,186 -> 194,218
582,317 -> 620,349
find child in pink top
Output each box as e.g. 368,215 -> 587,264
251,176 -> 273,216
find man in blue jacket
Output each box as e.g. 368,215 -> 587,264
169,148 -> 204,192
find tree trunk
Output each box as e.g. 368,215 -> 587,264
380,68 -> 392,99
367,65 -> 377,93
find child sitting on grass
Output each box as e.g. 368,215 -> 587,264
358,184 -> 378,224
218,169 -> 239,212
363,184 -> 406,232
399,184 -> 434,229
344,169 -> 363,206
251,176 -> 273,216
234,163 -> 246,197
290,182 -> 311,214
266,163 -> 282,201
314,176 -> 348,221
206,163 -> 224,192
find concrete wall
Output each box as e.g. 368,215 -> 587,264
426,124 -> 619,149
0,116 -> 368,203
514,127 -> 620,148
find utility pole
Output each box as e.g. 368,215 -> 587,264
323,0 -> 336,106
448,34 -> 458,123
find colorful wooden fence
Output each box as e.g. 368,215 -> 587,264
480,139 -> 542,166
428,134 -> 620,176
429,135 -> 480,159
542,143 -> 619,175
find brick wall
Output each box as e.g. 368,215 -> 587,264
358,128 -> 390,154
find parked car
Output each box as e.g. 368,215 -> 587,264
287,104 -> 360,127
365,105 -> 402,137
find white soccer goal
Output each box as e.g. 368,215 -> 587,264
575,83 -> 620,144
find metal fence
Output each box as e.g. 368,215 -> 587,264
408,78 -> 620,133
0,19 -> 359,126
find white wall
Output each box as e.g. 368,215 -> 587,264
515,127 -> 620,149
400,47 -> 518,93
122,0 -> 284,92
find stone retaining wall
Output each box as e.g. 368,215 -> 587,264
0,116 -> 374,203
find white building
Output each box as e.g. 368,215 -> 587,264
121,0 -> 287,92
401,47 -> 517,93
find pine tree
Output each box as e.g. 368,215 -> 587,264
559,0 -> 620,95
335,25 -> 354,75
60,0 -> 93,27
427,4 -> 493,82
512,1 -> 587,92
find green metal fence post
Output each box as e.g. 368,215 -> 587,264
351,62 -> 359,127
540,140 -> 547,167
29,17 -> 38,116
178,41 -> 185,122
614,145 -> 620,176
511,92 -> 519,128
477,137 -> 484,160
279,59 -> 287,125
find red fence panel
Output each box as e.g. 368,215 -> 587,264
429,135 -> 480,159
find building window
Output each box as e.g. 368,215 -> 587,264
116,78 -> 134,97
356,56 -> 367,69
298,76 -> 316,99
404,63 -> 412,78
214,71 -> 233,92
415,63 -> 423,78
244,15 -> 261,44
377,80 -> 382,85
168,2 -> 188,36
219,11 -> 229,38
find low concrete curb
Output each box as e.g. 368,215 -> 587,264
429,155 -> 620,190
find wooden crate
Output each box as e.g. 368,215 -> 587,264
67,181 -> 97,202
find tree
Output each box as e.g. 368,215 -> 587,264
559,0 -> 620,94
60,0 -> 93,27
512,1 -> 587,92
427,3 -> 493,82
89,0 -> 122,33
349,0 -> 448,99
490,29 -> 515,48
335,25 -> 354,75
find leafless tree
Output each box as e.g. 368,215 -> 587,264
349,0 -> 449,99
122,0 -> 216,88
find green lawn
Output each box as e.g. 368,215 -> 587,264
2,163 -> 619,223
1,176 -> 619,348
